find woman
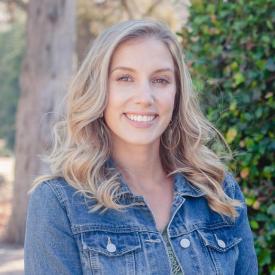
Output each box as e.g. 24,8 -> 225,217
24,19 -> 258,275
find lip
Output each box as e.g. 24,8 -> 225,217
123,113 -> 158,128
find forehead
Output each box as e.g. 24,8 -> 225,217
110,37 -> 174,70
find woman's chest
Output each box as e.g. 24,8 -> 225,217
73,222 -> 241,275
69,196 -> 242,275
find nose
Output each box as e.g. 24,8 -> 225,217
134,80 -> 154,106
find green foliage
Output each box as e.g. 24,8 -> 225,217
179,0 -> 274,273
0,22 -> 25,150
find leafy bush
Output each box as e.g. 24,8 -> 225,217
179,0 -> 274,273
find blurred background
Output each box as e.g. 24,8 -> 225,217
0,0 -> 274,274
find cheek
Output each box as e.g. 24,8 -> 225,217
104,89 -> 129,129
105,90 -> 123,114
161,90 -> 176,114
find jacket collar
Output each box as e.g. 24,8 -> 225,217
173,172 -> 205,197
106,159 -> 205,199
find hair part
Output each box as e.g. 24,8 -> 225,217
34,19 -> 242,219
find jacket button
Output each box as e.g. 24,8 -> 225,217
107,237 -> 117,252
107,243 -> 116,252
180,238 -> 190,248
217,239 -> 226,248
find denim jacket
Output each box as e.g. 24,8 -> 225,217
24,172 -> 258,275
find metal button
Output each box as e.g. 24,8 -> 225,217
217,239 -> 226,248
106,237 -> 116,252
106,243 -> 116,252
180,238 -> 190,248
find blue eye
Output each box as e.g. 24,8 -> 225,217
117,75 -> 132,81
153,78 -> 170,85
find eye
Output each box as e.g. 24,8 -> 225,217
117,74 -> 133,82
152,78 -> 170,85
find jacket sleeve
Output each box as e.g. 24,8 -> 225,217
224,173 -> 258,275
24,182 -> 83,275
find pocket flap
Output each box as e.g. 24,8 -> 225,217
81,231 -> 141,257
197,229 -> 242,252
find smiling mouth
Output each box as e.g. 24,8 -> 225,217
124,113 -> 158,122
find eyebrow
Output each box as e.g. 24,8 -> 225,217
110,66 -> 174,74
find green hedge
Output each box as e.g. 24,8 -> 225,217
179,0 -> 274,273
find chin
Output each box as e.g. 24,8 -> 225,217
129,140 -> 157,146
113,134 -> 160,147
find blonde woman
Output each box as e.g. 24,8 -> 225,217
24,19 -> 258,275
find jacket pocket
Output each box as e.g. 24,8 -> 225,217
80,230 -> 141,274
197,229 -> 242,252
197,228 -> 242,275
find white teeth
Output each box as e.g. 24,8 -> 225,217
126,114 -> 155,122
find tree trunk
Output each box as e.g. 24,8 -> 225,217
4,0 -> 75,244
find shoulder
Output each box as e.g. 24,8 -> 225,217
27,178 -> 91,230
28,177 -> 80,213
28,177 -> 100,227
222,172 -> 245,199
222,172 -> 238,196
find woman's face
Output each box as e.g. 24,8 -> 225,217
104,37 -> 176,148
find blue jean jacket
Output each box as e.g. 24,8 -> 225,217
24,172 -> 258,275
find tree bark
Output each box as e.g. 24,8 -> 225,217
4,0 -> 75,244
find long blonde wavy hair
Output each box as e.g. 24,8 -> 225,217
34,19 -> 242,218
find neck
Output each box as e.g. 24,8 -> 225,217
111,140 -> 168,194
